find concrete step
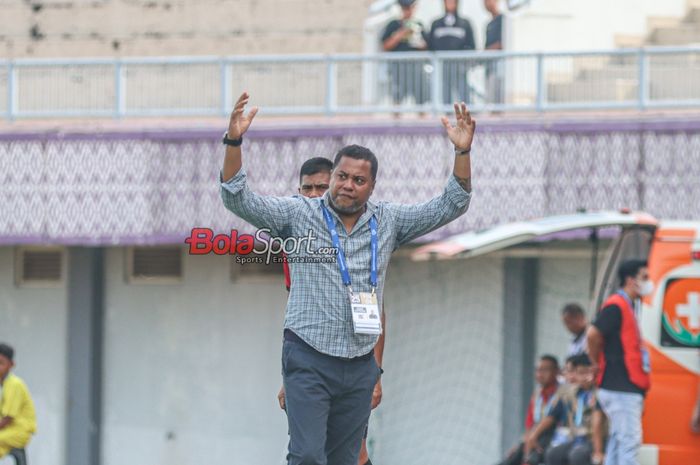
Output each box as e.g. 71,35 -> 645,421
547,79 -> 636,103
650,25 -> 700,45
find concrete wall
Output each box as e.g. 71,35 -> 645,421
101,247 -> 289,465
0,0 -> 373,58
0,0 -> 692,59
0,242 -> 612,465
0,247 -> 68,465
508,0 -> 688,52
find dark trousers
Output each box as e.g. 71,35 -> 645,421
497,429 -> 554,465
545,440 -> 593,465
283,336 -> 379,465
442,62 -> 470,104
389,61 -> 430,105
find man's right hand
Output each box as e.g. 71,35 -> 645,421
277,386 -> 286,410
524,431 -> 542,453
228,92 -> 258,139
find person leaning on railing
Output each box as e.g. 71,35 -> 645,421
429,0 -> 477,105
381,0 -> 430,107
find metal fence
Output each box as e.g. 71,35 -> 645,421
2,46 -> 700,119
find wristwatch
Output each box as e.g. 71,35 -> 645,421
222,132 -> 243,147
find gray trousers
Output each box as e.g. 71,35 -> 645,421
282,337 -> 380,465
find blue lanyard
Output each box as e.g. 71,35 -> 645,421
617,289 -> 642,322
320,202 -> 378,293
574,391 -> 589,427
617,290 -> 634,310
534,391 -> 555,423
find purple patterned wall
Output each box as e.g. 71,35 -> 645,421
1,118 -> 699,245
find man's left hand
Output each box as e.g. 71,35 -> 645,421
441,102 -> 476,152
371,380 -> 383,409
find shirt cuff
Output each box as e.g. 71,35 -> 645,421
220,167 -> 246,195
445,174 -> 472,208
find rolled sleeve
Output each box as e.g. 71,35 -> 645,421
391,175 -> 472,245
444,174 -> 472,208
220,168 -> 299,238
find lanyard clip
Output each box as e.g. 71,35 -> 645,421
371,286 -> 376,296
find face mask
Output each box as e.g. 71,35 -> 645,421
637,279 -> 654,297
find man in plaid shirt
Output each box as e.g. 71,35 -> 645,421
220,92 -> 476,465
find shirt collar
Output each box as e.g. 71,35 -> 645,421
617,289 -> 634,308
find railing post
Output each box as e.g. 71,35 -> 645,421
221,59 -> 232,116
325,57 -> 337,116
535,53 -> 545,112
637,48 -> 648,111
114,60 -> 125,118
6,60 -> 15,121
431,53 -> 441,115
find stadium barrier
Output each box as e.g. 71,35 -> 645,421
1,46 -> 700,119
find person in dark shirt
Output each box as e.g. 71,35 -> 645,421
562,303 -> 589,356
484,0 -> 503,51
587,259 -> 652,465
483,0 -> 504,105
430,0 -> 476,105
381,0 -> 430,107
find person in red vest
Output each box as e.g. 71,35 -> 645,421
276,157 -> 386,465
587,259 -> 652,465
497,355 -> 560,465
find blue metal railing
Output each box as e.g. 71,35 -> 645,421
1,46 -> 700,120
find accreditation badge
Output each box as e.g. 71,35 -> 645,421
550,426 -> 571,447
350,292 -> 382,335
641,347 -> 651,373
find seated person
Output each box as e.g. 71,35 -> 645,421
496,355 -> 560,465
525,354 -> 605,465
559,355 -> 577,388
0,343 -> 37,459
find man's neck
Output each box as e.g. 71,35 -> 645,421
0,373 -> 8,385
621,285 -> 638,301
542,381 -> 558,393
330,204 -> 365,233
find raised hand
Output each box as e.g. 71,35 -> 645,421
228,92 -> 258,139
441,102 -> 476,151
